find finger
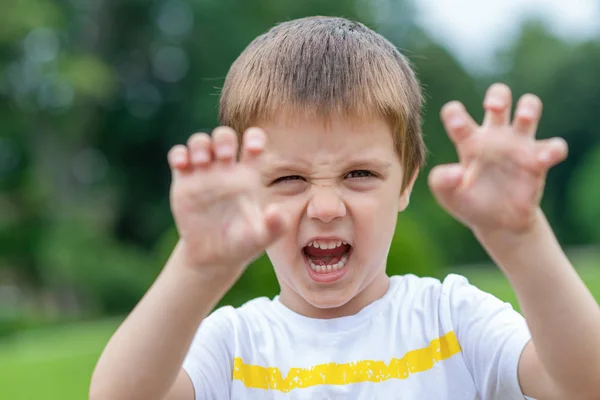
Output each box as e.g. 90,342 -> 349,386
440,101 -> 479,145
483,83 -> 512,127
513,94 -> 543,137
230,196 -> 265,251
535,137 -> 568,170
428,164 -> 464,197
262,204 -> 289,244
168,145 -> 190,171
240,127 -> 267,163
187,133 -> 212,167
237,200 -> 288,251
211,126 -> 238,164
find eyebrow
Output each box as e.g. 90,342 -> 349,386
259,159 -> 307,180
261,158 -> 392,178
342,159 -> 392,171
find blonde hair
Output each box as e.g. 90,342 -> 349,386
219,16 -> 425,190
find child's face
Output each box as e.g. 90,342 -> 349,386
258,115 -> 414,318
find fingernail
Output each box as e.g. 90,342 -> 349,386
247,137 -> 265,148
447,165 -> 463,180
216,145 -> 234,158
539,151 -> 552,163
518,107 -> 536,119
551,137 -> 566,149
485,96 -> 504,109
448,116 -> 465,129
192,150 -> 209,163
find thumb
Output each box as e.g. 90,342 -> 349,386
428,163 -> 464,201
535,137 -> 568,170
260,204 -> 289,246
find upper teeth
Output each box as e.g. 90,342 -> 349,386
307,240 -> 347,249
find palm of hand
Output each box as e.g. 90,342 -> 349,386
429,84 -> 568,234
168,127 -> 286,271
172,162 -> 260,265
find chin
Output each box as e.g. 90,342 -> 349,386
271,248 -> 383,317
305,290 -> 354,309
297,282 -> 362,313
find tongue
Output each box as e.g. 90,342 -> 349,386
304,244 -> 350,266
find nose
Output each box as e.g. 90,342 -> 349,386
306,188 -> 346,223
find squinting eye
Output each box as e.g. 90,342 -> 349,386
272,175 -> 305,184
345,170 -> 375,179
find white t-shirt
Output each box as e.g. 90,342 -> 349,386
183,274 -> 532,399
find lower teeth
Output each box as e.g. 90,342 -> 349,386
308,252 -> 349,273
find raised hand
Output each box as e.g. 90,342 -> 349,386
168,127 -> 288,276
428,83 -> 568,235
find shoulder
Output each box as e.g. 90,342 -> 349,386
187,297 -> 277,354
388,273 -> 490,326
384,274 -> 448,326
392,273 -> 483,300
390,273 -> 471,303
411,272 -> 508,313
202,296 -> 278,331
437,273 -> 512,314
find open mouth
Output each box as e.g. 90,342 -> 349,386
302,239 -> 352,282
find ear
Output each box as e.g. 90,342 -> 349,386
398,168 -> 419,212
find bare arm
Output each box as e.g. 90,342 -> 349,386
477,212 -> 600,399
430,83 -> 600,398
89,243 -> 234,400
90,127 -> 287,400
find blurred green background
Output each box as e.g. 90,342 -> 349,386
1,0 -> 599,398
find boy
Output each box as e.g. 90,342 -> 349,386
90,16 -> 600,399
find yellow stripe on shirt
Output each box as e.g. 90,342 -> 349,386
232,330 -> 461,392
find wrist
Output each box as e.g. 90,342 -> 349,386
169,240 -> 246,286
472,207 -> 544,246
473,209 -> 561,275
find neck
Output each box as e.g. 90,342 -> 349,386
278,272 -> 390,319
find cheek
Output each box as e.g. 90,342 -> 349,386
351,187 -> 398,221
351,192 -> 399,253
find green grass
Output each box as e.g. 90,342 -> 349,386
450,248 -> 600,311
0,318 -> 121,400
1,248 -> 598,399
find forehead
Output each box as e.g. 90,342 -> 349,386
258,115 -> 398,165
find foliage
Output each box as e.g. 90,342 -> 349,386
35,218 -> 157,314
0,0 -> 599,329
569,146 -> 600,243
